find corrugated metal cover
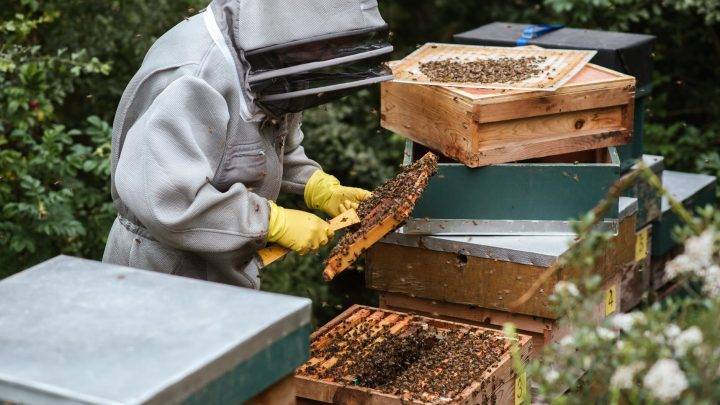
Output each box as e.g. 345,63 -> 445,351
0,256 -> 311,405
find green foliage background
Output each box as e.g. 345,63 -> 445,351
1,0 -> 719,323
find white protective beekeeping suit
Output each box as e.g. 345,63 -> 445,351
103,0 -> 391,288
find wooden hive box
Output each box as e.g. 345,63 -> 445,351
295,305 -> 533,405
381,62 -> 635,167
621,222 -> 652,312
378,273 -> 620,360
454,22 -> 656,171
367,197 -> 639,321
403,142 -> 621,236
651,170 -> 717,292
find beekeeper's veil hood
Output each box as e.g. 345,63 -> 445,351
209,0 -> 393,118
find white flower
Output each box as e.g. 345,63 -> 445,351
611,362 -> 645,389
554,281 -> 580,297
545,368 -> 559,383
683,230 -> 715,268
610,312 -> 645,331
643,359 -> 688,401
672,326 -> 703,356
596,327 -> 617,341
559,335 -> 575,347
665,230 -> 719,290
664,324 -> 682,340
702,265 -> 720,298
665,254 -> 695,279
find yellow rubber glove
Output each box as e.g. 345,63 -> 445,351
304,170 -> 372,217
266,201 -> 334,255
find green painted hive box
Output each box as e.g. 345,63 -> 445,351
652,171 -> 717,257
405,141 -> 621,235
623,154 -> 664,229
0,256 -> 311,405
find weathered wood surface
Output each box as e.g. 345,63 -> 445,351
323,153 -> 436,281
367,214 -> 636,319
381,63 -> 635,167
390,43 -> 596,91
620,224 -> 652,311
295,305 -> 532,405
379,273 -> 621,358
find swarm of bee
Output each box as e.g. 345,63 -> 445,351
299,313 -> 507,402
324,152 -> 438,273
419,56 -> 547,84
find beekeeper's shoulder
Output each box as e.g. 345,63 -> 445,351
139,13 -> 215,77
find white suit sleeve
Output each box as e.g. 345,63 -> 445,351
280,114 -> 321,195
115,75 -> 269,254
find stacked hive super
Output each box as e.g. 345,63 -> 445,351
369,37 -> 642,357
297,27 -> 717,404
453,23 -> 717,299
366,25 -> 715,360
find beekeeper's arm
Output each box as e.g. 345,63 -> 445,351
115,76 -> 331,255
281,115 -> 372,217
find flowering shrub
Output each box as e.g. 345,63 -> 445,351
520,172 -> 720,403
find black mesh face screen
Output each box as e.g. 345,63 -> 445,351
245,28 -> 390,75
249,56 -> 391,96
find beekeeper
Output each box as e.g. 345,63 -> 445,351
103,0 -> 393,288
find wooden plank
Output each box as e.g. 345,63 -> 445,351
381,61 -> 636,167
472,80 -> 634,124
367,242 -> 559,318
379,273 -> 620,358
366,214 -> 633,319
381,80 -> 478,165
620,225 -> 651,311
246,374 -> 295,405
391,43 -> 596,91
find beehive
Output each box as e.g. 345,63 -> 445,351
295,305 -> 533,404
651,171 -> 717,291
623,154 -> 664,229
381,60 -> 635,167
454,22 -> 656,171
0,256 -> 311,404
367,197 -> 638,320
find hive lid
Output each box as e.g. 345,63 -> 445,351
0,256 -> 311,405
454,22 -> 656,89
661,171 -> 717,213
637,154 -> 664,173
619,196 -> 639,220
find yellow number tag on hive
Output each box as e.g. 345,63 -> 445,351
605,285 -> 617,316
515,371 -> 527,405
635,228 -> 649,262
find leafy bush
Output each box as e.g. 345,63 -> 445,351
0,9 -> 113,277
